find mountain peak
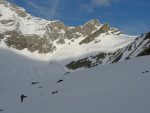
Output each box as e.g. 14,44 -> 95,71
85,19 -> 100,26
0,0 -> 136,56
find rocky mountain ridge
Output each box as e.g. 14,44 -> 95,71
0,0 -> 122,53
0,0 -> 150,70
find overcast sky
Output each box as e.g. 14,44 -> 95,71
8,0 -> 150,35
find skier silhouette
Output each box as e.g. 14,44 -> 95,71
20,94 -> 27,103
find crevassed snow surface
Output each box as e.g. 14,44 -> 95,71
0,48 -> 150,113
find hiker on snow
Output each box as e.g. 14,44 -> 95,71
20,94 -> 27,103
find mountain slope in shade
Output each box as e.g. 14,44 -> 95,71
0,48 -> 150,113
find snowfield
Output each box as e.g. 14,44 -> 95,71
0,48 -> 150,113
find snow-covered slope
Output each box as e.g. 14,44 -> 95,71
0,48 -> 150,113
0,0 -> 150,67
0,0 -> 137,61
66,32 -> 150,69
0,0 -> 150,69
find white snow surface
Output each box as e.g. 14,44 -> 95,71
50,34 -> 136,61
0,48 -> 150,113
0,33 -> 136,62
